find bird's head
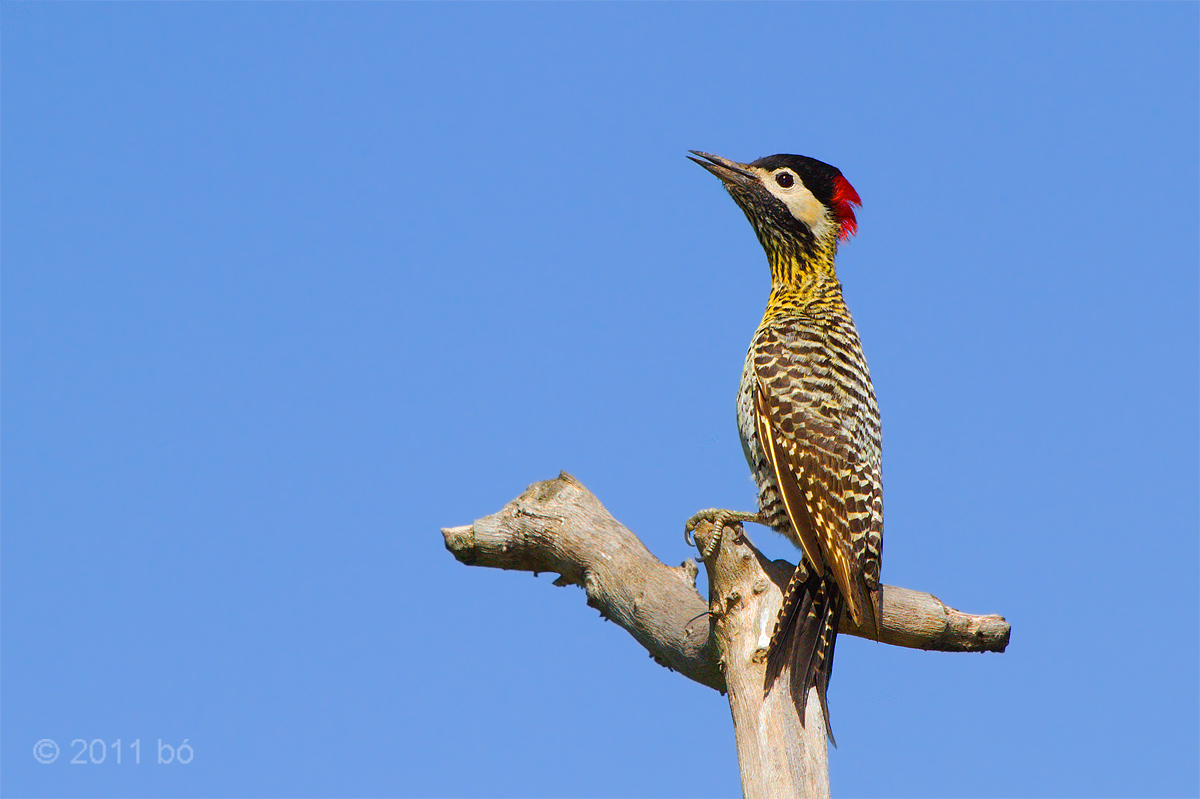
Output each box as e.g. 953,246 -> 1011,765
689,150 -> 861,276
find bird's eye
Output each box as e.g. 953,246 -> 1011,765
775,171 -> 795,188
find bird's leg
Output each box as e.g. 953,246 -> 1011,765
684,509 -> 763,560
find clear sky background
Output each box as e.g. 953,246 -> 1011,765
3,3 -> 1197,798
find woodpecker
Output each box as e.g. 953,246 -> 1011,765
685,151 -> 882,742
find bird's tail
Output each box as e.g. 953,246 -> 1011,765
764,562 -> 844,745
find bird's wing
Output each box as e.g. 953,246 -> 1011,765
752,321 -> 881,636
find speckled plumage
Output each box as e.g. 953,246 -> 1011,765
692,151 -> 882,741
738,275 -> 883,618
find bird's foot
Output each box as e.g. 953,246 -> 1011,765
684,509 -> 762,560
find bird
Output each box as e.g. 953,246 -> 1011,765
684,150 -> 882,743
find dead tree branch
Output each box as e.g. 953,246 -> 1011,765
442,472 -> 1009,799
443,472 -> 1008,690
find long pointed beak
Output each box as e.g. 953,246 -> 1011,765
687,150 -> 759,187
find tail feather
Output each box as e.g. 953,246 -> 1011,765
764,563 -> 844,745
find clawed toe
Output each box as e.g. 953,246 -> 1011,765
684,509 -> 761,558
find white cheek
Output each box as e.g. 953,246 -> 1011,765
781,193 -> 834,240
758,168 -> 835,239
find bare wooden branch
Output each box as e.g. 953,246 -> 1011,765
443,472 -> 1010,799
443,472 -> 723,690
691,517 -> 829,799
442,473 -> 1009,694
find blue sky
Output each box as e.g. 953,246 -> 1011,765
3,3 -> 1197,797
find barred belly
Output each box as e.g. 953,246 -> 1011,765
737,344 -> 790,535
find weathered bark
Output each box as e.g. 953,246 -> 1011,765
443,472 -> 723,688
692,516 -> 830,799
442,472 -> 1010,798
